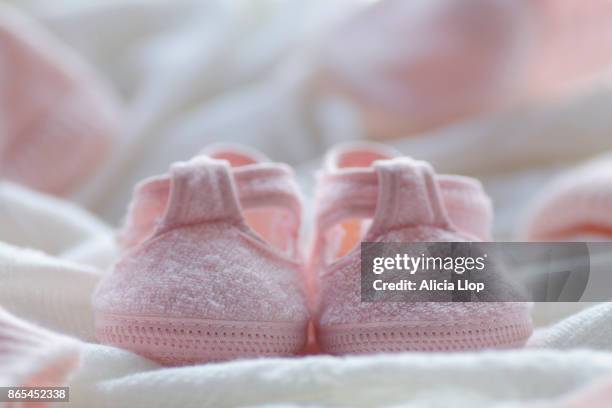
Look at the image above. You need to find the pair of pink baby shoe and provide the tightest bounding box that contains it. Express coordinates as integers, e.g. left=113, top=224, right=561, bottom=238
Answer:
left=92, top=143, right=533, bottom=365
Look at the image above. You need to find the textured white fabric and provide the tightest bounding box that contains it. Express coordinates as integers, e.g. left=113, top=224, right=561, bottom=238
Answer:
left=0, top=182, right=112, bottom=258
left=528, top=302, right=612, bottom=351
left=1, top=0, right=612, bottom=407
left=66, top=348, right=612, bottom=408
left=0, top=242, right=102, bottom=342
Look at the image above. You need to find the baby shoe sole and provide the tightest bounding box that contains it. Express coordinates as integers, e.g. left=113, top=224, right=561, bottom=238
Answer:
left=318, top=314, right=533, bottom=354
left=95, top=313, right=308, bottom=365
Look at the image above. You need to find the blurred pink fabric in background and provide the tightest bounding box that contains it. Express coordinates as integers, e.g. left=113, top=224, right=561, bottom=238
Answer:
left=524, top=154, right=612, bottom=241
left=0, top=4, right=121, bottom=196
left=314, top=0, right=612, bottom=139
left=2, top=0, right=612, bottom=200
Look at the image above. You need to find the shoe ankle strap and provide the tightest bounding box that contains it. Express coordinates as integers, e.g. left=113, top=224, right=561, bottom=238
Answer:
left=315, top=158, right=492, bottom=241
left=369, top=158, right=451, bottom=235
left=160, top=157, right=243, bottom=228
left=233, top=164, right=302, bottom=222
left=121, top=157, right=302, bottom=251
left=159, top=157, right=301, bottom=229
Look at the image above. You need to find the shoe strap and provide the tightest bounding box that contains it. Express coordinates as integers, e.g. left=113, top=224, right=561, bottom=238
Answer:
left=159, top=157, right=301, bottom=230
left=233, top=164, right=302, bottom=220
left=315, top=159, right=492, bottom=241
left=370, top=158, right=451, bottom=235
left=160, top=157, right=242, bottom=228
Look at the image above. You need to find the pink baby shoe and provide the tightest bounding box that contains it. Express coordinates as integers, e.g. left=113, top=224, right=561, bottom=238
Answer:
left=0, top=4, right=121, bottom=195
left=311, top=143, right=533, bottom=354
left=0, top=307, right=80, bottom=389
left=93, top=145, right=309, bottom=365
left=524, top=154, right=612, bottom=241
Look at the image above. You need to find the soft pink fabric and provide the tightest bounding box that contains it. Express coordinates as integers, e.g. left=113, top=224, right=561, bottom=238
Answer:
left=524, top=0, right=612, bottom=101
left=314, top=0, right=612, bottom=139
left=0, top=307, right=80, bottom=389
left=0, top=4, right=121, bottom=195
left=524, top=154, right=612, bottom=241
left=94, top=153, right=309, bottom=364
left=311, top=143, right=532, bottom=353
